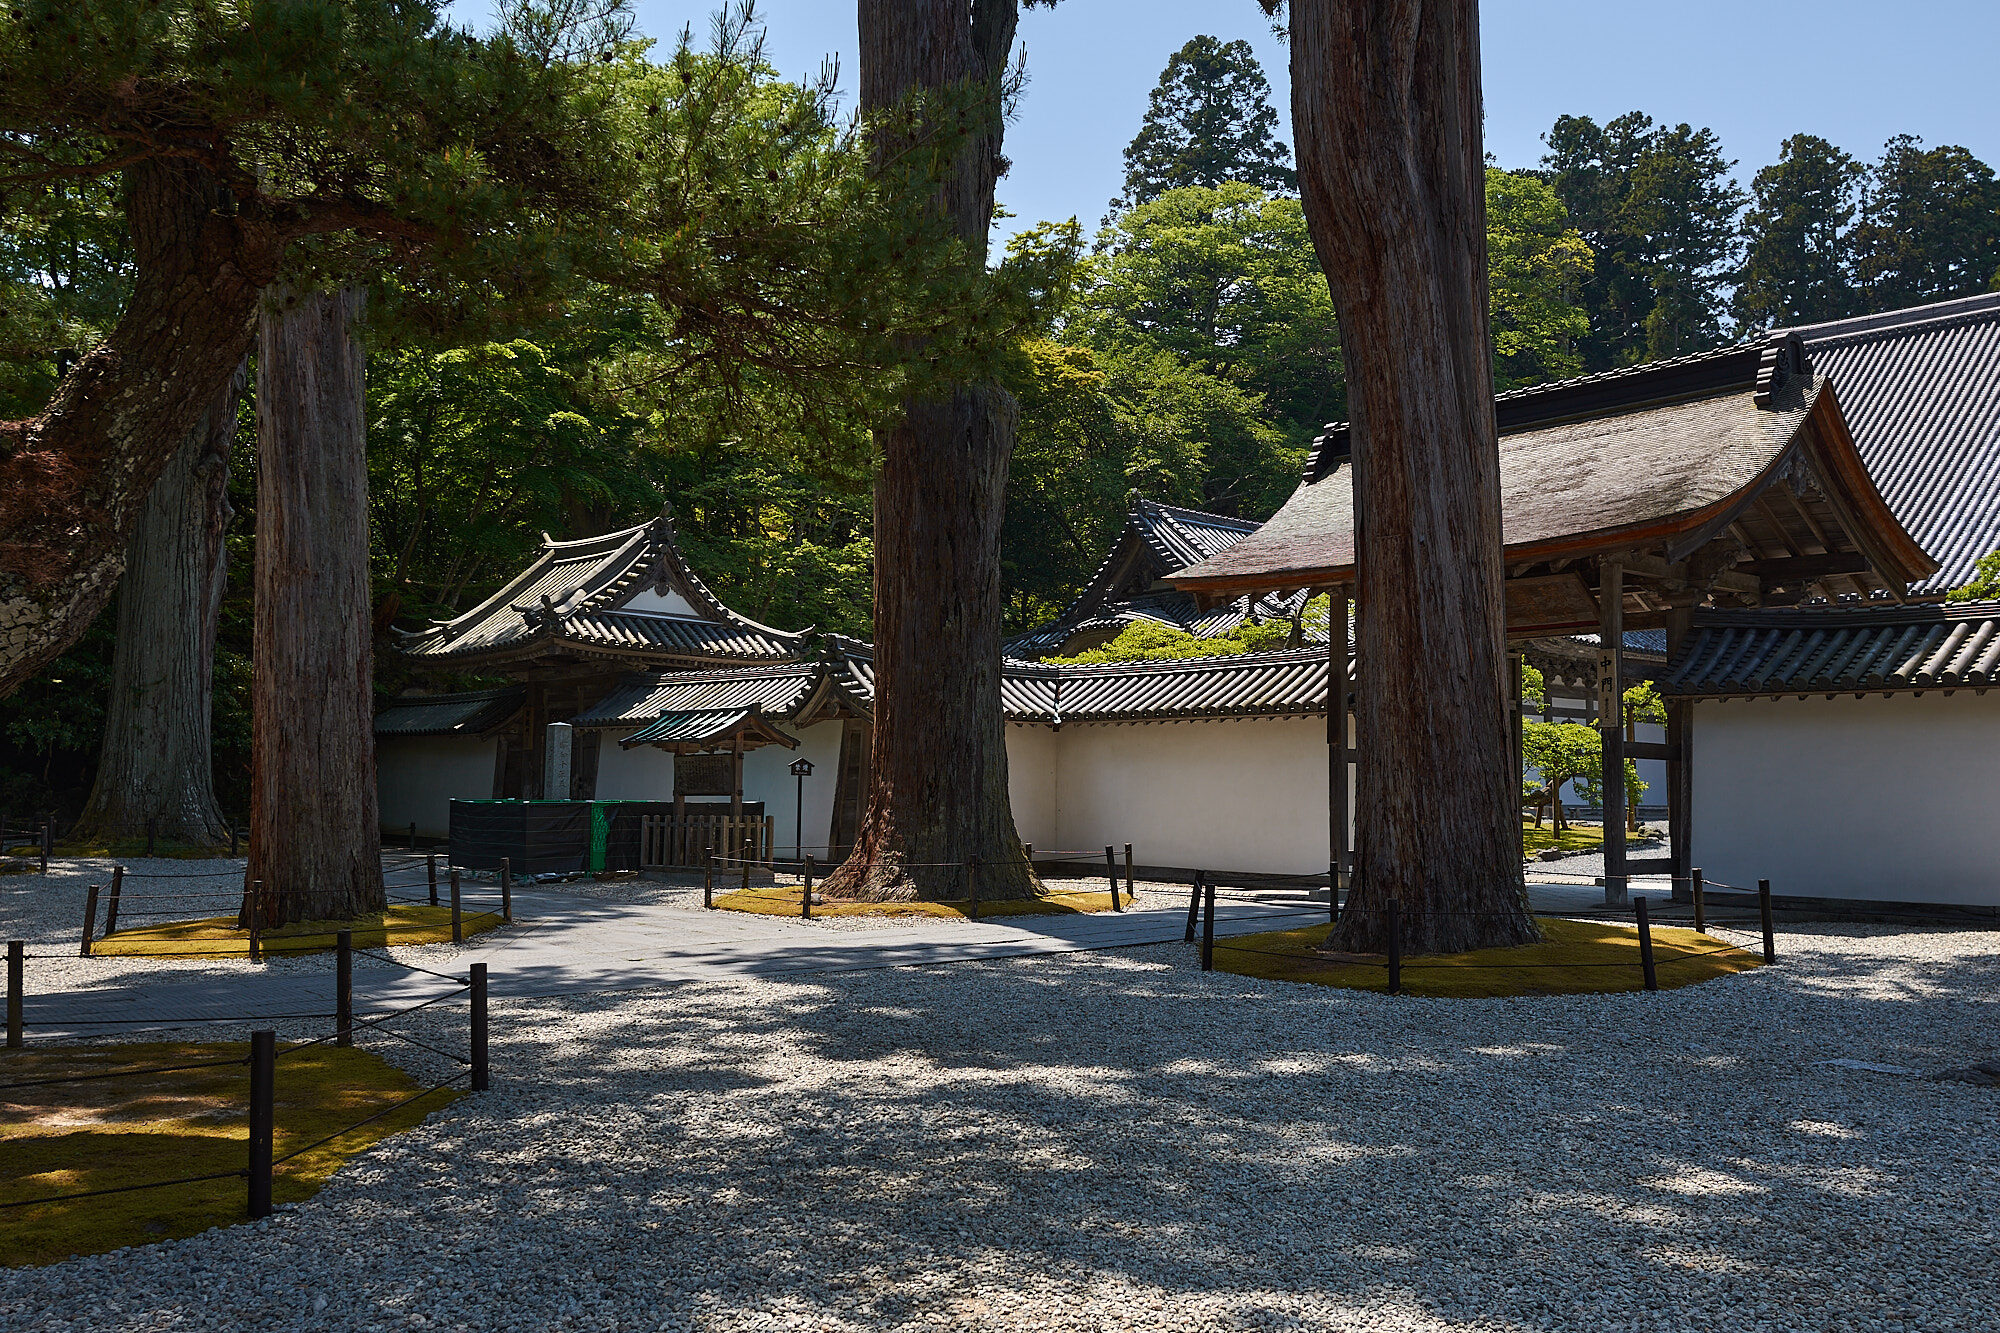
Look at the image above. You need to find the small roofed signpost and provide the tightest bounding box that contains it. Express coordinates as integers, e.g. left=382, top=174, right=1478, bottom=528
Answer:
left=790, top=757, right=815, bottom=861
left=1268, top=0, right=1538, bottom=953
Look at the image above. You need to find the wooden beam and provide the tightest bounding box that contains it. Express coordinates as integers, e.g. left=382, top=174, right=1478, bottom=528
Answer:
left=1598, top=560, right=1628, bottom=905
left=1779, top=481, right=1836, bottom=553
left=1736, top=552, right=1872, bottom=579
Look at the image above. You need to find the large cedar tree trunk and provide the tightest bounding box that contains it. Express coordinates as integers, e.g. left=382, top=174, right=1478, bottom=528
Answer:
left=820, top=0, right=1037, bottom=903
left=0, top=160, right=277, bottom=698
left=72, top=362, right=244, bottom=847
left=246, top=288, right=384, bottom=924
left=1286, top=0, right=1537, bottom=953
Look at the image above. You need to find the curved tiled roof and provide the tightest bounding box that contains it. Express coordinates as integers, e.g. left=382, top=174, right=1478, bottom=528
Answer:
left=1660, top=601, right=2000, bottom=698
left=398, top=515, right=806, bottom=665
left=373, top=687, right=524, bottom=737
left=1787, top=293, right=2000, bottom=594
left=570, top=663, right=821, bottom=728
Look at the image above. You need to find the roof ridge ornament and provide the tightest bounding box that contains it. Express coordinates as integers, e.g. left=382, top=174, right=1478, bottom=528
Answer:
left=1754, top=332, right=1811, bottom=409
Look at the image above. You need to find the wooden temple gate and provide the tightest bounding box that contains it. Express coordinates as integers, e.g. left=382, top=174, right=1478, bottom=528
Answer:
left=639, top=812, right=775, bottom=869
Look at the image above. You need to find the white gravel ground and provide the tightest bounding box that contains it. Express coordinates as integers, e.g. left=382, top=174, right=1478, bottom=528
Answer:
left=5, top=912, right=1997, bottom=1332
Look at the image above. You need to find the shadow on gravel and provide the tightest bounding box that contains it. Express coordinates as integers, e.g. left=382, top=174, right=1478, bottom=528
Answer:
left=9, top=921, right=1997, bottom=1332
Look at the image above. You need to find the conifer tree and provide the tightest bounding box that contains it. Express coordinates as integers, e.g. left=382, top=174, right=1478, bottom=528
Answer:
left=1734, top=134, right=1864, bottom=330
left=1116, top=35, right=1295, bottom=211
left=1852, top=135, right=2000, bottom=312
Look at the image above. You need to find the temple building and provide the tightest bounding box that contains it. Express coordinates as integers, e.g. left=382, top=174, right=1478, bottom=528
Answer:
left=375, top=294, right=2000, bottom=910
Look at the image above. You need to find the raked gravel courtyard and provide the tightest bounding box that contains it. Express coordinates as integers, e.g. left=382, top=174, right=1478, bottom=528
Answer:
left=4, top=867, right=1999, bottom=1331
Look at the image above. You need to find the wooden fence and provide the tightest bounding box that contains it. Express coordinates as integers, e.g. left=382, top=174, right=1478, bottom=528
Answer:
left=639, top=814, right=774, bottom=870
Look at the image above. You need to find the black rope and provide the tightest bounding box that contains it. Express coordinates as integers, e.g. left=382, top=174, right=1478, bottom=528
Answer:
left=0, top=1168, right=249, bottom=1211
left=0, top=1054, right=249, bottom=1091
left=271, top=1073, right=470, bottom=1167
left=350, top=949, right=470, bottom=983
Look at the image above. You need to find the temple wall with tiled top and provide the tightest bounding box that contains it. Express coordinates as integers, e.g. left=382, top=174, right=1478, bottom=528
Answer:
left=1691, top=691, right=2000, bottom=905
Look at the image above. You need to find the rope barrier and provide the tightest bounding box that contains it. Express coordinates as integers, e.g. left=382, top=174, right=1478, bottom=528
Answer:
left=271, top=1072, right=470, bottom=1167
left=350, top=949, right=471, bottom=984
left=0, top=1168, right=249, bottom=1211
left=0, top=1054, right=250, bottom=1091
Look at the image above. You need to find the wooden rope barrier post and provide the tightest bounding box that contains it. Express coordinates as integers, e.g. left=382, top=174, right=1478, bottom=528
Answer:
left=470, top=963, right=490, bottom=1092
left=967, top=857, right=979, bottom=921
left=247, top=1030, right=276, bottom=1219
left=336, top=930, right=353, bottom=1047
left=741, top=837, right=752, bottom=894
left=1124, top=844, right=1135, bottom=905
left=501, top=856, right=513, bottom=922
left=1387, top=901, right=1403, bottom=995
left=1691, top=867, right=1706, bottom=934
left=801, top=861, right=812, bottom=921
left=1635, top=896, right=1659, bottom=992
left=449, top=868, right=463, bottom=944
left=1200, top=872, right=1216, bottom=971
left=248, top=880, right=263, bottom=962
left=105, top=864, right=125, bottom=935
left=40, top=822, right=51, bottom=875
left=1103, top=845, right=1122, bottom=911
left=6, top=939, right=21, bottom=1048
left=79, top=883, right=100, bottom=957
left=703, top=847, right=714, bottom=910
left=1758, top=879, right=1776, bottom=964
left=1184, top=871, right=1203, bottom=943
left=427, top=853, right=438, bottom=907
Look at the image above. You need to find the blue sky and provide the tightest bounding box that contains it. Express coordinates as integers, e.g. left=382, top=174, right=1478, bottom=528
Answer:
left=466, top=1, right=2000, bottom=243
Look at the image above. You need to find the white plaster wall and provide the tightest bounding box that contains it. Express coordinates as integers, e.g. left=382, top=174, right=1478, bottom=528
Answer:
left=740, top=721, right=845, bottom=858
left=1004, top=723, right=1058, bottom=851
left=620, top=587, right=702, bottom=617
left=1047, top=716, right=1344, bottom=876
left=376, top=737, right=497, bottom=839
left=1692, top=692, right=2000, bottom=905
left=590, top=731, right=675, bottom=800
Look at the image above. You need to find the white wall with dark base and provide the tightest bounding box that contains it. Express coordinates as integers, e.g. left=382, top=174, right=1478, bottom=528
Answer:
left=1691, top=692, right=2000, bottom=906
left=376, top=736, right=498, bottom=839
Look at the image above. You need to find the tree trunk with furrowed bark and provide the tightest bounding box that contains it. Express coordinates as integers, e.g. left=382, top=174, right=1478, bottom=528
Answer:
left=1282, top=0, right=1537, bottom=953
left=246, top=287, right=384, bottom=925
left=0, top=159, right=278, bottom=699
left=819, top=0, right=1039, bottom=903
left=71, top=360, right=244, bottom=848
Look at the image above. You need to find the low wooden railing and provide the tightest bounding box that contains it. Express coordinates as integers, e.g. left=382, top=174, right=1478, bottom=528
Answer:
left=639, top=814, right=774, bottom=869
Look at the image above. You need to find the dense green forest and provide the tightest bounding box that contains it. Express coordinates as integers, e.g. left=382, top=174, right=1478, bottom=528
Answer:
left=4, top=26, right=1999, bottom=818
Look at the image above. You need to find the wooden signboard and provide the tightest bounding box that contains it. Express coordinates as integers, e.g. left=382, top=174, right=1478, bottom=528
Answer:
left=674, top=753, right=735, bottom=797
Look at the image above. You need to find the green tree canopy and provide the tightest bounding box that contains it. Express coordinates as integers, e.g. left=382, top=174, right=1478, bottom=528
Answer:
left=1116, top=36, right=1294, bottom=211
left=1852, top=135, right=2000, bottom=311
left=1485, top=168, right=1593, bottom=389
left=1947, top=549, right=2000, bottom=602
left=1734, top=134, right=1865, bottom=330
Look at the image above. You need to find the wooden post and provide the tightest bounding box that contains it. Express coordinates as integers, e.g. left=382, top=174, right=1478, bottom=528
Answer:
left=248, top=879, right=263, bottom=962
left=336, top=930, right=353, bottom=1047
left=1184, top=871, right=1204, bottom=943
left=105, top=864, right=125, bottom=935
left=703, top=847, right=714, bottom=909
left=427, top=853, right=438, bottom=907
left=500, top=856, right=512, bottom=923
left=801, top=868, right=812, bottom=920
left=40, top=822, right=51, bottom=875
left=1329, top=589, right=1349, bottom=918
left=1124, top=844, right=1135, bottom=903
left=1386, top=900, right=1402, bottom=995
left=805, top=855, right=815, bottom=898
left=1691, top=867, right=1706, bottom=934
left=1598, top=559, right=1628, bottom=905
left=1103, top=845, right=1120, bottom=911
left=1200, top=873, right=1216, bottom=971
left=247, top=1029, right=275, bottom=1219
left=730, top=737, right=744, bottom=820
left=6, top=939, right=21, bottom=1048
left=741, top=836, right=752, bottom=893
left=470, top=963, right=489, bottom=1092
left=1759, top=879, right=1776, bottom=963
left=80, top=883, right=99, bottom=957
left=1635, top=896, right=1658, bottom=992
left=449, top=868, right=463, bottom=944
left=967, top=857, right=980, bottom=920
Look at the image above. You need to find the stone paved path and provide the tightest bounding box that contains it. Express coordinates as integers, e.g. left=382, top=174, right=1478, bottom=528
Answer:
left=23, top=870, right=1662, bottom=1036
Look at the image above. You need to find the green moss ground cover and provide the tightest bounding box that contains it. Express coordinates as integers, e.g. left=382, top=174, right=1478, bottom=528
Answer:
left=1, top=1042, right=461, bottom=1267
left=1213, top=915, right=1760, bottom=997
left=715, top=884, right=1139, bottom=919
left=93, top=904, right=503, bottom=957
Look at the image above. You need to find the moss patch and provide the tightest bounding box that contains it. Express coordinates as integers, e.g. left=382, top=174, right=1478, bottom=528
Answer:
left=1212, top=915, right=1761, bottom=997
left=53, top=837, right=234, bottom=860
left=714, top=884, right=1139, bottom=919
left=1, top=1041, right=462, bottom=1267
left=1519, top=821, right=1607, bottom=855
left=93, top=904, right=503, bottom=958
